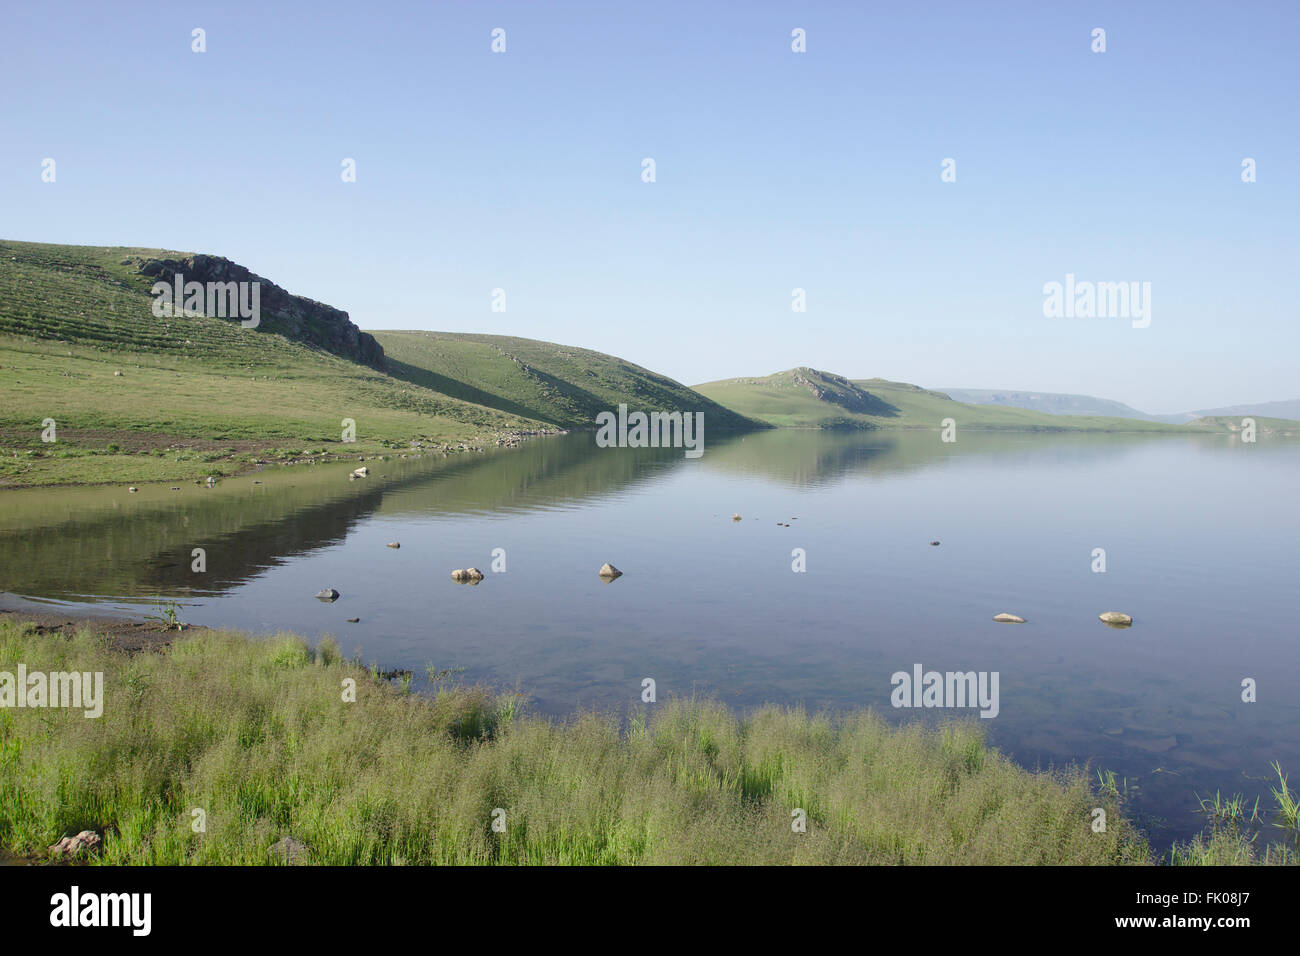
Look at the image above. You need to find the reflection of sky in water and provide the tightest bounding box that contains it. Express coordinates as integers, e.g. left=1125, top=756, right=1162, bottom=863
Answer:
left=2, top=431, right=1297, bottom=846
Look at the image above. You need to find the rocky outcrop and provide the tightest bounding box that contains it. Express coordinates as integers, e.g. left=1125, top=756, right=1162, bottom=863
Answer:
left=136, top=254, right=386, bottom=371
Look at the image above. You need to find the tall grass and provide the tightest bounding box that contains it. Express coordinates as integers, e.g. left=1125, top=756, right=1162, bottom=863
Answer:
left=1, top=618, right=1152, bottom=864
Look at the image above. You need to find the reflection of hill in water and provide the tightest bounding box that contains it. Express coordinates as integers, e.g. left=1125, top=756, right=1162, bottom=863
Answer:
left=0, top=437, right=683, bottom=600
left=0, top=430, right=1224, bottom=600
left=697, top=429, right=1200, bottom=488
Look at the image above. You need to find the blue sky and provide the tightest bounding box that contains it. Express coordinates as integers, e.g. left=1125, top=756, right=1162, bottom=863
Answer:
left=2, top=0, right=1296, bottom=412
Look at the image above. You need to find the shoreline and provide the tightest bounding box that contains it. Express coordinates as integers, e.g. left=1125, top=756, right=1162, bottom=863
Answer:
left=0, top=426, right=563, bottom=491
left=0, top=610, right=1157, bottom=865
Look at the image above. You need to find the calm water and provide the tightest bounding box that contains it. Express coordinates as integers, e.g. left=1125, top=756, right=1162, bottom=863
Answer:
left=2, top=430, right=1297, bottom=846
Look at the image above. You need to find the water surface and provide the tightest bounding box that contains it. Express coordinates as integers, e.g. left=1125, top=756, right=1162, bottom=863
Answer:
left=2, top=429, right=1296, bottom=846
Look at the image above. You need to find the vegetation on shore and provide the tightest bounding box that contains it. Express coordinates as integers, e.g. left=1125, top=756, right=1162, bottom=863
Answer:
left=0, top=616, right=1155, bottom=865
left=3, top=616, right=1294, bottom=865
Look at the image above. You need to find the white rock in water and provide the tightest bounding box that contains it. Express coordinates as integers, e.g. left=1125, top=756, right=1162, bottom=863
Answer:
left=598, top=562, right=623, bottom=579
left=1099, top=611, right=1133, bottom=626
left=992, top=613, right=1025, bottom=624
left=315, top=588, right=339, bottom=601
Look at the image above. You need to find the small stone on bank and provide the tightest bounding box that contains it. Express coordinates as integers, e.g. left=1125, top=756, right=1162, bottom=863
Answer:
left=48, top=830, right=101, bottom=859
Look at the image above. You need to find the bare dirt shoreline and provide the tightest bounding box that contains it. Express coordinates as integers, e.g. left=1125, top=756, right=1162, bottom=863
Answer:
left=0, top=602, right=196, bottom=653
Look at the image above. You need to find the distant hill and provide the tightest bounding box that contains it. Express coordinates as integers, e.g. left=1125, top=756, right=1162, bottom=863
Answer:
left=694, top=368, right=1186, bottom=432
left=938, top=388, right=1170, bottom=423
left=374, top=330, right=760, bottom=431
left=936, top=388, right=1300, bottom=425
left=687, top=368, right=897, bottom=429
left=1184, top=400, right=1300, bottom=423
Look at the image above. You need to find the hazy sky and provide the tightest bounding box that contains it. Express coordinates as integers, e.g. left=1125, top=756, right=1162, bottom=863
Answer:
left=2, top=1, right=1296, bottom=412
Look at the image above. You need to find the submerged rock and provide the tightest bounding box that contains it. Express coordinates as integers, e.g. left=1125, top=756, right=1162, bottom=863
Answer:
left=598, top=562, right=623, bottom=579
left=992, top=613, right=1026, bottom=624
left=315, top=588, right=340, bottom=602
left=451, top=568, right=484, bottom=583
left=1099, top=611, right=1133, bottom=627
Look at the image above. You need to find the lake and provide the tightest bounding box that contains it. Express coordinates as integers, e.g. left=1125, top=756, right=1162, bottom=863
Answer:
left=1, top=429, right=1296, bottom=847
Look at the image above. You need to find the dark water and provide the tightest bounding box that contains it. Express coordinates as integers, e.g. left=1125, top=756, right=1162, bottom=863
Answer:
left=2, top=429, right=1297, bottom=846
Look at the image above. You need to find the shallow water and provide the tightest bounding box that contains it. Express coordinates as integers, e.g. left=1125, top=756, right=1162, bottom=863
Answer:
left=2, top=429, right=1297, bottom=846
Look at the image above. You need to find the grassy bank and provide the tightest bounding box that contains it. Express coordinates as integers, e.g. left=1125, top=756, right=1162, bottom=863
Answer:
left=2, top=617, right=1293, bottom=865
left=0, top=616, right=1147, bottom=865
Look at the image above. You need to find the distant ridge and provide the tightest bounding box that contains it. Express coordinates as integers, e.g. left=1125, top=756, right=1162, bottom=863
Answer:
left=938, top=388, right=1300, bottom=425
left=938, top=388, right=1167, bottom=422
left=695, top=368, right=1188, bottom=432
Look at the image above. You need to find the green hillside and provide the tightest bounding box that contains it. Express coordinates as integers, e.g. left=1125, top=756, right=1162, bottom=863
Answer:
left=693, top=368, right=1188, bottom=432
left=1187, top=415, right=1299, bottom=438
left=375, top=330, right=760, bottom=431
left=0, top=240, right=550, bottom=486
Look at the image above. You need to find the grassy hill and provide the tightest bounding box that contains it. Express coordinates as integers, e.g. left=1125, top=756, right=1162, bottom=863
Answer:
left=374, top=331, right=760, bottom=431
left=693, top=368, right=1189, bottom=432
left=0, top=240, right=551, bottom=486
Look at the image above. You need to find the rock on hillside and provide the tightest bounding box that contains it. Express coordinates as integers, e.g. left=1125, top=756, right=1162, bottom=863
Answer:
left=135, top=254, right=385, bottom=371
